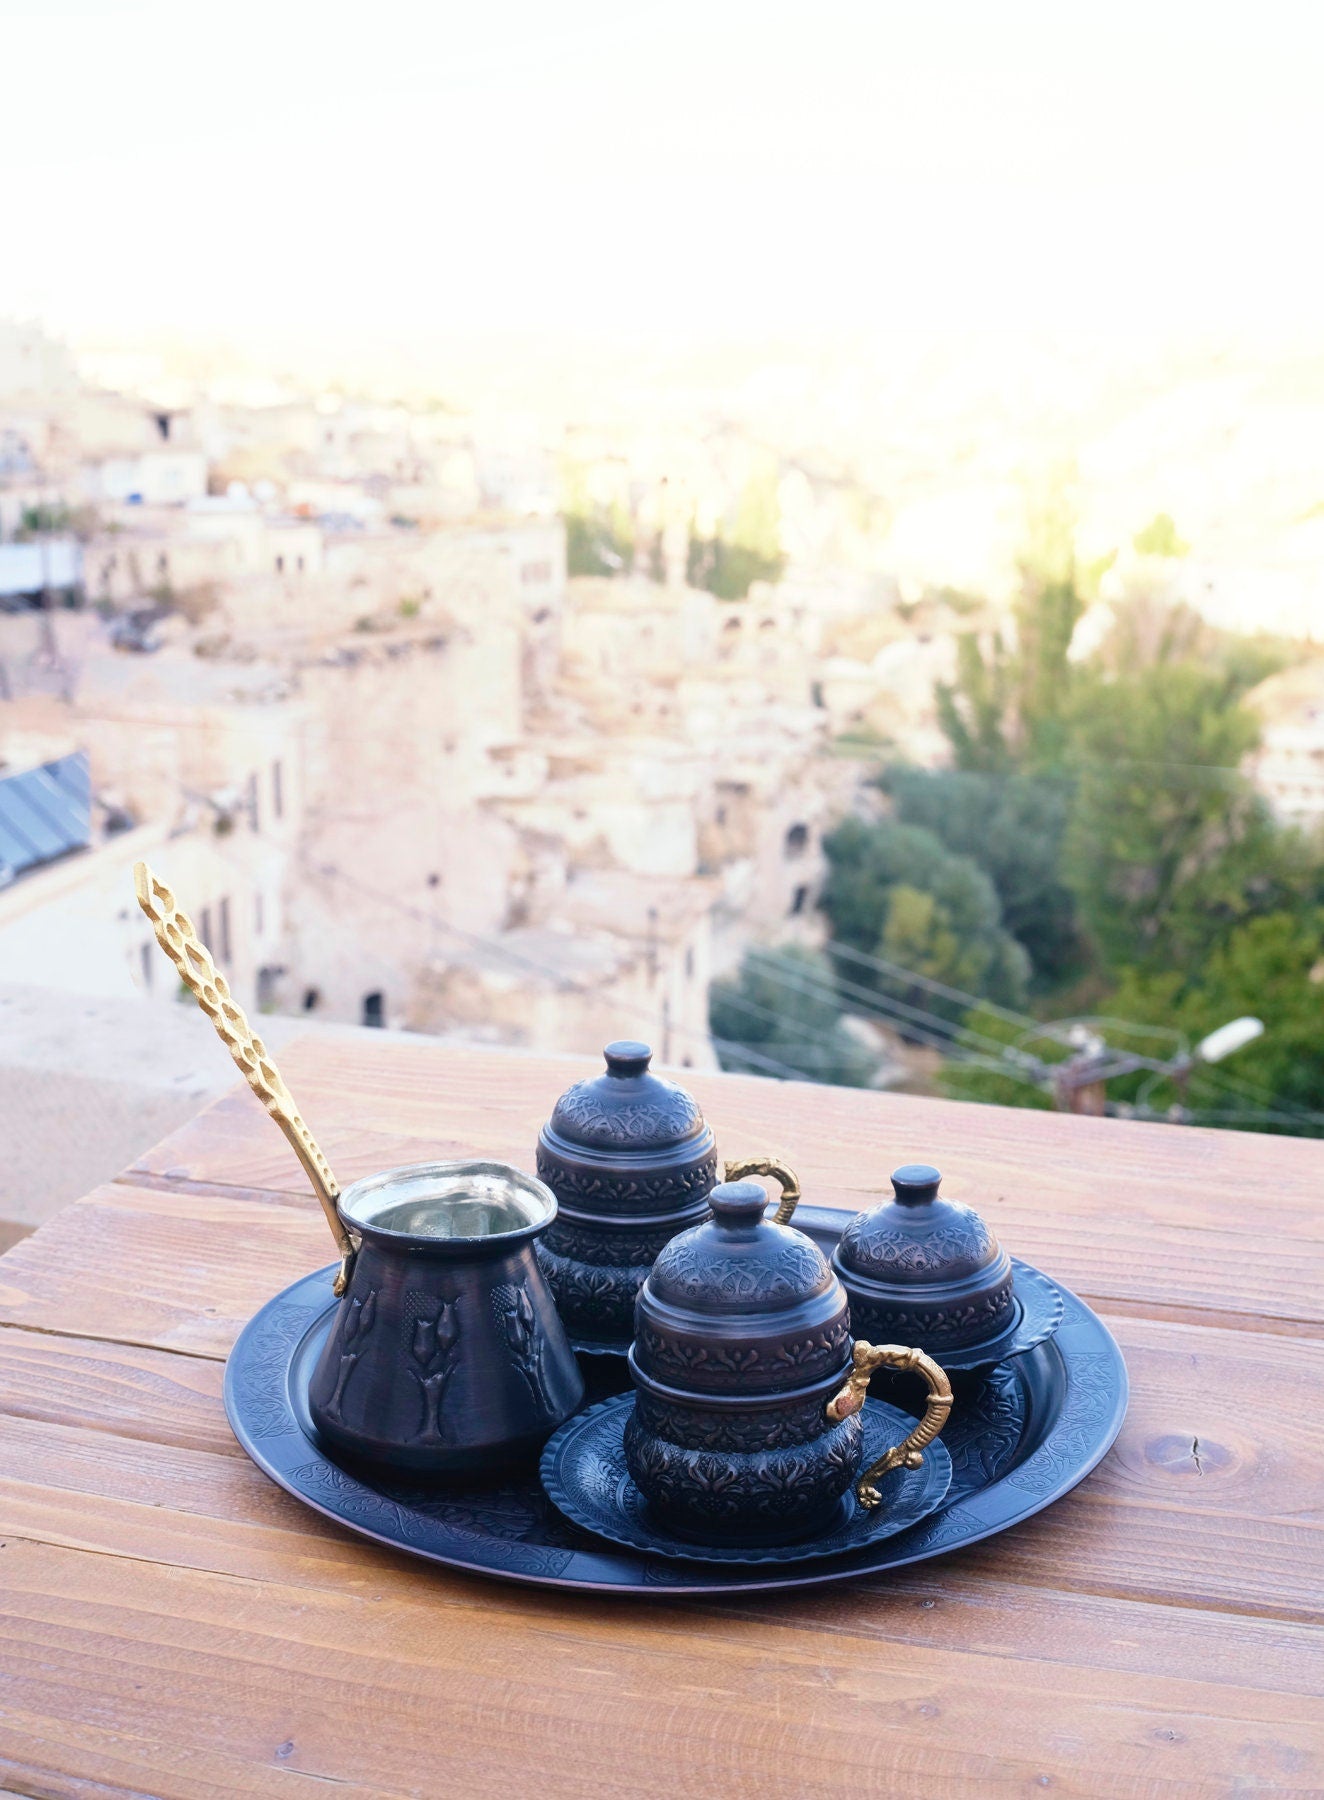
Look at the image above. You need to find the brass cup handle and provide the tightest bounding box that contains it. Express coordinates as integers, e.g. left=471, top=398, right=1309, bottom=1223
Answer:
left=825, top=1342, right=954, bottom=1510
left=720, top=1156, right=801, bottom=1226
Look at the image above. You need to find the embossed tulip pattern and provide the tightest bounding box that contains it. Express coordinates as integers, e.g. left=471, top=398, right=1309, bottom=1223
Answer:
left=325, top=1287, right=376, bottom=1421
left=408, top=1297, right=462, bottom=1443
left=492, top=1283, right=551, bottom=1417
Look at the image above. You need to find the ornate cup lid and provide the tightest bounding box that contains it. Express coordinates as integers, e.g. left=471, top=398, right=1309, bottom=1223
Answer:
left=542, top=1041, right=714, bottom=1163
left=835, top=1163, right=1006, bottom=1287
left=632, top=1180, right=852, bottom=1396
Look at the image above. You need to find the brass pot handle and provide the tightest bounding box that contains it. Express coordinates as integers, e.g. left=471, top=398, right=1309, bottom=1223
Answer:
left=825, top=1342, right=953, bottom=1509
left=721, top=1156, right=801, bottom=1225
left=134, top=859, right=356, bottom=1295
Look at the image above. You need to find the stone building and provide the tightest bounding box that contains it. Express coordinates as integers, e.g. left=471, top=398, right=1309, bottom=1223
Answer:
left=1, top=347, right=848, bottom=1069
left=1245, top=660, right=1324, bottom=830
left=0, top=685, right=289, bottom=1010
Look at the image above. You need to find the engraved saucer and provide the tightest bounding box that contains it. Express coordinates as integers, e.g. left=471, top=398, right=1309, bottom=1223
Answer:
left=540, top=1393, right=953, bottom=1565
left=924, top=1260, right=1066, bottom=1372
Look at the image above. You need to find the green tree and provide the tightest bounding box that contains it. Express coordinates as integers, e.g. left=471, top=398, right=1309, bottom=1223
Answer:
left=1062, top=664, right=1268, bottom=969
left=1015, top=571, right=1086, bottom=769
left=885, top=767, right=1083, bottom=985
left=935, top=487, right=1086, bottom=771
left=935, top=630, right=1017, bottom=772
left=821, top=818, right=1030, bottom=1011
left=1109, top=911, right=1324, bottom=1128
left=938, top=1006, right=1056, bottom=1111
left=880, top=886, right=977, bottom=989
left=17, top=503, right=74, bottom=537
left=1133, top=512, right=1189, bottom=557
left=564, top=502, right=634, bottom=577
left=686, top=534, right=784, bottom=600
left=710, top=946, right=875, bottom=1086
left=731, top=457, right=782, bottom=564
left=687, top=457, right=786, bottom=600
left=1093, top=593, right=1293, bottom=698
left=935, top=569, right=1085, bottom=772
left=15, top=501, right=99, bottom=542
left=913, top=551, right=1324, bottom=1134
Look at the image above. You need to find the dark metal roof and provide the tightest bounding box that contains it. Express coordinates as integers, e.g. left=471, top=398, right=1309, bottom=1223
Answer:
left=0, top=751, right=91, bottom=881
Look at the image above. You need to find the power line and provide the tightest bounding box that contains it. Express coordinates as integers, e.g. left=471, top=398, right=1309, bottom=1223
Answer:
left=1181, top=1065, right=1324, bottom=1130
left=822, top=940, right=1324, bottom=1120
left=710, top=987, right=869, bottom=1058
left=748, top=936, right=1324, bottom=1122
left=1025, top=1014, right=1187, bottom=1052
left=824, top=939, right=1037, bottom=1030
left=310, top=855, right=834, bottom=1081
left=311, top=855, right=1052, bottom=1092
left=51, top=688, right=1324, bottom=799
left=752, top=951, right=1049, bottom=1069
left=827, top=947, right=1198, bottom=1070
left=259, top=843, right=1324, bottom=1126
left=710, top=1036, right=841, bottom=1082
left=726, top=950, right=1054, bottom=1090
left=721, top=973, right=1048, bottom=1091
left=78, top=694, right=1310, bottom=1113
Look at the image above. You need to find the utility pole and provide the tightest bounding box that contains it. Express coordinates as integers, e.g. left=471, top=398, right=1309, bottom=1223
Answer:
left=1047, top=1017, right=1265, bottom=1117
left=1052, top=1054, right=1110, bottom=1115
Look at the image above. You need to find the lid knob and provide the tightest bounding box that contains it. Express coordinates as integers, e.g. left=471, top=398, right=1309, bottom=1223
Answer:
left=708, top=1180, right=770, bottom=1226
left=603, top=1040, right=652, bottom=1077
left=891, top=1163, right=942, bottom=1205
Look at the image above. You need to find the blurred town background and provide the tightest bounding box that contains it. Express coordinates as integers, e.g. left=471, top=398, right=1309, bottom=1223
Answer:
left=3, top=1, right=1324, bottom=1239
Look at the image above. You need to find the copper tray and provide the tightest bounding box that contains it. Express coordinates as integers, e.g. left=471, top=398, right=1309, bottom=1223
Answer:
left=224, top=1214, right=1127, bottom=1595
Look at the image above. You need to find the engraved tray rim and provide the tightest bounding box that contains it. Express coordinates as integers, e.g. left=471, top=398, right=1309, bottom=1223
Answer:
left=223, top=1247, right=1128, bottom=1596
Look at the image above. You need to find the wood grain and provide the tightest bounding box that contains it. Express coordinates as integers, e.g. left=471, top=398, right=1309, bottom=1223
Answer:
left=0, top=1313, right=1318, bottom=1622
left=0, top=1324, right=233, bottom=1459
left=128, top=1036, right=1324, bottom=1333
left=0, top=1182, right=328, bottom=1358
left=1, top=1032, right=1321, bottom=1799
left=0, top=1539, right=1320, bottom=1800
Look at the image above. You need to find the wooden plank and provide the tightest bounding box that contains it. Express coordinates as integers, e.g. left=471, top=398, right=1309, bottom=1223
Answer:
left=130, top=1101, right=507, bottom=1205
left=0, top=1311, right=1318, bottom=1622
left=0, top=1183, right=329, bottom=1359
left=5, top=1037, right=1321, bottom=1797
left=741, top=1570, right=1324, bottom=1698
left=0, top=1325, right=234, bottom=1460
left=0, top=1538, right=1320, bottom=1800
left=126, top=1035, right=1324, bottom=1334
left=0, top=1177, right=1319, bottom=1619
left=268, top=1034, right=1324, bottom=1235
left=2, top=1341, right=1320, bottom=1704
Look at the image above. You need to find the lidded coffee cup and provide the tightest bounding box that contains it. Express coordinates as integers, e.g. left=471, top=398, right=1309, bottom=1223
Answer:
left=624, top=1179, right=952, bottom=1544
left=536, top=1041, right=796, bottom=1344
left=832, top=1163, right=1015, bottom=1353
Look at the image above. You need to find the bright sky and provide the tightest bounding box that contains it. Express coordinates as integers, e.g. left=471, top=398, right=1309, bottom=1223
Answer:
left=3, top=1, right=1323, bottom=349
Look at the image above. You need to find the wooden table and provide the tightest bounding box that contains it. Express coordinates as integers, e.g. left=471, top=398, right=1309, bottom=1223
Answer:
left=0, top=1036, right=1320, bottom=1799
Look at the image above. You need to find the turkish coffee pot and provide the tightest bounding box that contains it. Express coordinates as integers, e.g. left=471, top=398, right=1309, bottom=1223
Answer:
left=624, top=1179, right=952, bottom=1543
left=133, top=863, right=585, bottom=1479
left=832, top=1163, right=1016, bottom=1354
left=306, top=1159, right=585, bottom=1474
left=536, top=1041, right=797, bottom=1344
